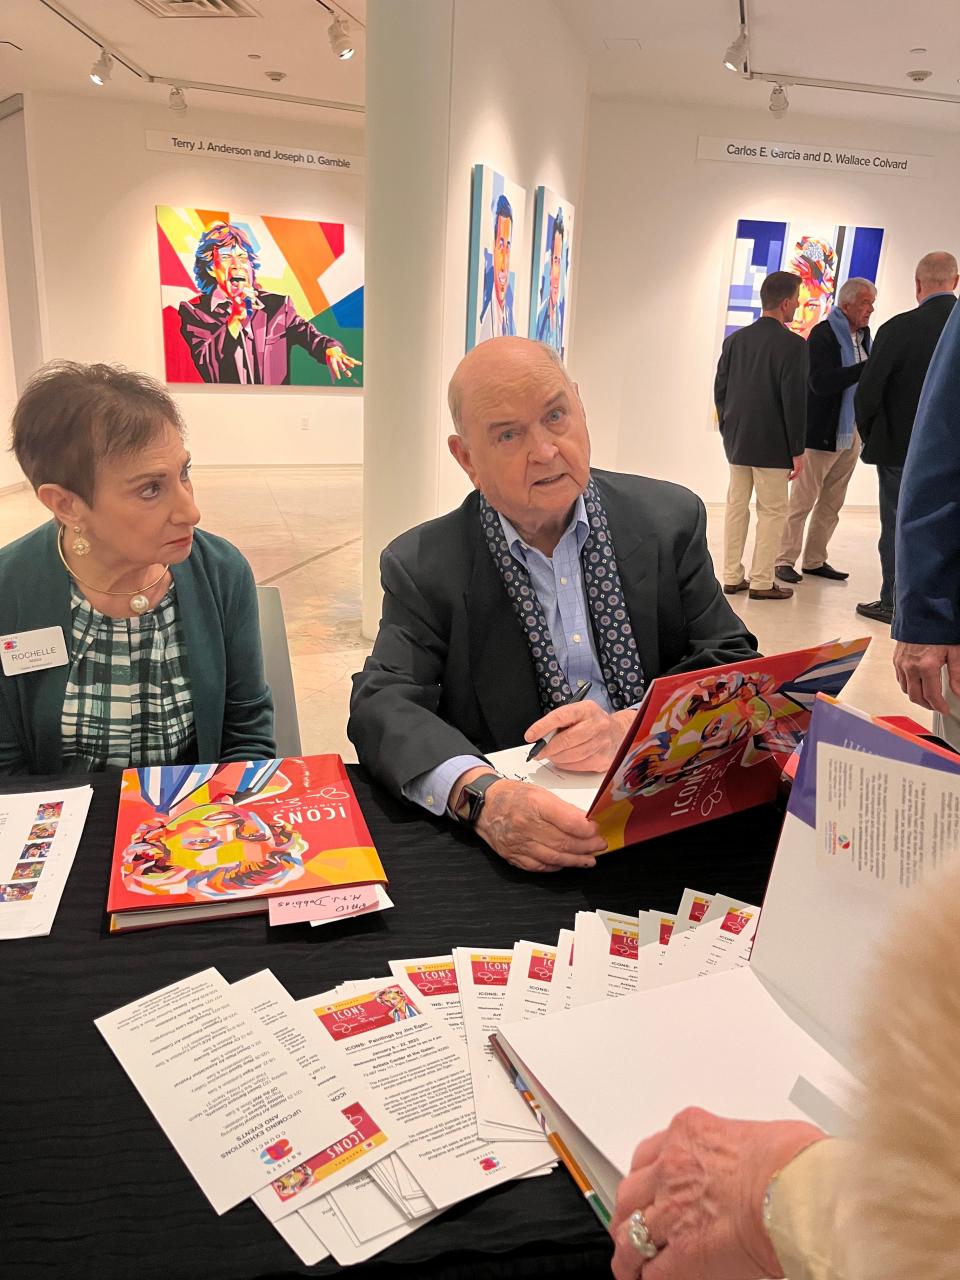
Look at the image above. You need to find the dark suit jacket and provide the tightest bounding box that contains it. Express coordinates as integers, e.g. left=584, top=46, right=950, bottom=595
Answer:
left=714, top=317, right=808, bottom=468
left=348, top=471, right=759, bottom=799
left=893, top=300, right=960, bottom=644
left=806, top=316, right=871, bottom=451
left=178, top=290, right=335, bottom=385
left=855, top=294, right=956, bottom=466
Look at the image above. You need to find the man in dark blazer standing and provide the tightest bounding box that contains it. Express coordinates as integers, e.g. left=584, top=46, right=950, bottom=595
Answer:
left=854, top=252, right=958, bottom=624
left=776, top=278, right=876, bottom=585
left=349, top=338, right=758, bottom=873
left=714, top=271, right=808, bottom=602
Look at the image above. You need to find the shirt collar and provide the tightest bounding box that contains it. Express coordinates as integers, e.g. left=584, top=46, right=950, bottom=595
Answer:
left=921, top=291, right=956, bottom=305
left=498, top=493, right=589, bottom=561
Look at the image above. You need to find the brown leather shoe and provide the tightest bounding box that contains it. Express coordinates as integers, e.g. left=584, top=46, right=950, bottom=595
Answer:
left=723, top=579, right=749, bottom=594
left=749, top=584, right=793, bottom=600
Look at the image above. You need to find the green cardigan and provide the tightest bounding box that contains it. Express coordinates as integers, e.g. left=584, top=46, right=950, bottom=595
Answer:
left=0, top=523, right=276, bottom=775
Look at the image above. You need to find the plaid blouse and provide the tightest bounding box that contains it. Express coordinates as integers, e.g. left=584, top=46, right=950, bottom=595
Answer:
left=61, top=585, right=196, bottom=770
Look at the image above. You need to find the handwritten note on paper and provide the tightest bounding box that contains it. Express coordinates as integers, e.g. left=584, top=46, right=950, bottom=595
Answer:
left=269, top=884, right=382, bottom=926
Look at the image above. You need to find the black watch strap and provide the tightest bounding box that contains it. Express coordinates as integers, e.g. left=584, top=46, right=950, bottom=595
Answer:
left=454, top=772, right=502, bottom=826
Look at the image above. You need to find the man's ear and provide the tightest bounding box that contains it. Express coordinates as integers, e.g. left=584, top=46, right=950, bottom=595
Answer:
left=448, top=434, right=479, bottom=489
left=36, top=483, right=88, bottom=527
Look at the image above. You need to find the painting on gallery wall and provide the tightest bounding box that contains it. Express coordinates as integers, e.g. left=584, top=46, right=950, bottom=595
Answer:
left=465, top=165, right=527, bottom=350
left=529, top=187, right=575, bottom=361
left=157, top=206, right=363, bottom=387
left=724, top=219, right=884, bottom=340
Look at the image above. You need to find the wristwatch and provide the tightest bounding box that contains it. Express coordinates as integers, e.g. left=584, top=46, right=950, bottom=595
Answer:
left=453, top=772, right=503, bottom=826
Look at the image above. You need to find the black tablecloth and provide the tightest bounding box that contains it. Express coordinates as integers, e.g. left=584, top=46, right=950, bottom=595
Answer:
left=0, top=768, right=784, bottom=1280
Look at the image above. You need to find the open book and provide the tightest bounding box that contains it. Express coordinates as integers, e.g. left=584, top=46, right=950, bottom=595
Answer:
left=489, top=638, right=870, bottom=851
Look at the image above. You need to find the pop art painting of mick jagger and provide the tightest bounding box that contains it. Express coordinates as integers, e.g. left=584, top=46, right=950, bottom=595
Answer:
left=158, top=207, right=364, bottom=387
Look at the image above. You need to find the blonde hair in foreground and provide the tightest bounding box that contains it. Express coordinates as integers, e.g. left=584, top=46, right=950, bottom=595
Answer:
left=847, top=855, right=960, bottom=1278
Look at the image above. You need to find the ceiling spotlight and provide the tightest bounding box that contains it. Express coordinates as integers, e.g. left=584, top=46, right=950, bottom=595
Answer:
left=723, top=27, right=748, bottom=72
left=89, top=49, right=113, bottom=86
left=328, top=15, right=355, bottom=60
left=769, top=83, right=789, bottom=117
left=169, top=86, right=187, bottom=113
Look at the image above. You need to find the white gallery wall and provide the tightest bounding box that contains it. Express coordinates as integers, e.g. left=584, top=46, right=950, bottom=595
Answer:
left=571, top=97, right=960, bottom=506
left=0, top=209, right=22, bottom=490
left=21, top=91, right=365, bottom=466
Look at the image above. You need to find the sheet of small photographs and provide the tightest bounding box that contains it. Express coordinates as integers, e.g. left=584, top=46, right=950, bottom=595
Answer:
left=0, top=788, right=93, bottom=937
left=0, top=801, right=64, bottom=903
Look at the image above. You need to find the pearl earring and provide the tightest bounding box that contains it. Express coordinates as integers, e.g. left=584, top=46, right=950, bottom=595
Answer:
left=72, top=526, right=91, bottom=557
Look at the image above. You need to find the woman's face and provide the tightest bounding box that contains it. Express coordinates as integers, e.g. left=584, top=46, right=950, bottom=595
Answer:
left=82, top=420, right=200, bottom=567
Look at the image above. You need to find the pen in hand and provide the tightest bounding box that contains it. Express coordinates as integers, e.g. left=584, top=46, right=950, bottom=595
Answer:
left=526, top=681, right=594, bottom=762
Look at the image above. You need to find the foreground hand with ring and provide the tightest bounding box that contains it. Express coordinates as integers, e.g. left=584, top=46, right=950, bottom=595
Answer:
left=627, top=1209, right=659, bottom=1260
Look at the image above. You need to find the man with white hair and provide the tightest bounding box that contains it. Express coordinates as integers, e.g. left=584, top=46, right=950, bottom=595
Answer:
left=854, top=252, right=958, bottom=625
left=349, top=338, right=758, bottom=872
left=775, top=277, right=876, bottom=585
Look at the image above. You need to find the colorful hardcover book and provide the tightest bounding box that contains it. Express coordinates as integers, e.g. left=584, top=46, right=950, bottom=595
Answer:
left=588, top=638, right=870, bottom=851
left=107, top=756, right=386, bottom=932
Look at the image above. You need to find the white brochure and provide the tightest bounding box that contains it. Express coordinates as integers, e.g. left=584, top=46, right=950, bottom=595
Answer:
left=655, top=897, right=759, bottom=986
left=501, top=940, right=557, bottom=1023
left=328, top=1168, right=424, bottom=1241
left=232, top=971, right=398, bottom=1222
left=0, top=786, right=92, bottom=939
left=453, top=948, right=542, bottom=1138
left=484, top=743, right=604, bottom=812
left=817, top=742, right=960, bottom=894
left=673, top=886, right=714, bottom=933
left=570, top=910, right=640, bottom=1006
left=635, top=911, right=676, bottom=990
left=388, top=954, right=465, bottom=1041
left=304, top=977, right=549, bottom=1208
left=545, top=928, right=576, bottom=1015
left=299, top=1187, right=439, bottom=1266
left=270, top=1209, right=331, bottom=1266
left=94, top=968, right=341, bottom=1214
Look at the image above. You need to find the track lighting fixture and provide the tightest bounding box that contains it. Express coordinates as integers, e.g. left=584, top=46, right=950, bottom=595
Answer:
left=328, top=15, right=355, bottom=60
left=169, top=86, right=187, bottom=113
left=769, top=83, right=789, bottom=117
left=723, top=27, right=748, bottom=73
left=89, top=48, right=113, bottom=86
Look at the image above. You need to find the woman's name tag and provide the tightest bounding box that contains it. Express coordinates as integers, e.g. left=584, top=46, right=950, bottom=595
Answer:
left=1, top=627, right=68, bottom=677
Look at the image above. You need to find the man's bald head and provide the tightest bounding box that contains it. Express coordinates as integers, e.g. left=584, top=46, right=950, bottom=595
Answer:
left=916, top=251, right=959, bottom=302
left=448, top=338, right=575, bottom=438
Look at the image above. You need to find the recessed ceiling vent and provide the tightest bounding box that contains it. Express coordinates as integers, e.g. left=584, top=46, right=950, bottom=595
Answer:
left=133, top=0, right=261, bottom=17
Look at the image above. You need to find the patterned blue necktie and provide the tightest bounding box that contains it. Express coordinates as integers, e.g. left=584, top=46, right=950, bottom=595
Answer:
left=479, top=478, right=646, bottom=712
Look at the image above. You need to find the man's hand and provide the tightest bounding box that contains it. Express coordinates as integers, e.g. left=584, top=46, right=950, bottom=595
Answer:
left=472, top=779, right=606, bottom=873
left=326, top=346, right=362, bottom=381
left=893, top=641, right=960, bottom=714
left=524, top=702, right=634, bottom=773
left=609, top=1108, right=827, bottom=1280
left=789, top=455, right=804, bottom=481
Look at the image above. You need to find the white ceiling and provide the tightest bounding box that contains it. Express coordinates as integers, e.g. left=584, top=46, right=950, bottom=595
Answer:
left=556, top=0, right=960, bottom=131
left=3, top=0, right=960, bottom=132
left=0, top=0, right=365, bottom=124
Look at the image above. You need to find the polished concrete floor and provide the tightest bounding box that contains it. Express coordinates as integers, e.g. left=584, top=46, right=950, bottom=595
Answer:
left=0, top=466, right=924, bottom=761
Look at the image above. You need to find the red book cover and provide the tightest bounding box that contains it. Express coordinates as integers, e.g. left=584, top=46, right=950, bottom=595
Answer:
left=588, top=638, right=871, bottom=851
left=107, top=755, right=386, bottom=929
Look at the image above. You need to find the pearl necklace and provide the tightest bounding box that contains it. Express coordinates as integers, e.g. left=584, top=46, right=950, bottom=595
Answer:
left=57, top=526, right=169, bottom=615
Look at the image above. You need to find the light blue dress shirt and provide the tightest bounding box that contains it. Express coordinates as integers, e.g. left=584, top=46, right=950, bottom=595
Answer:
left=402, top=496, right=611, bottom=817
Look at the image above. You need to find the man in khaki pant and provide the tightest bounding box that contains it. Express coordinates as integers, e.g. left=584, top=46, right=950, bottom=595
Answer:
left=714, top=272, right=808, bottom=601
left=776, top=278, right=876, bottom=585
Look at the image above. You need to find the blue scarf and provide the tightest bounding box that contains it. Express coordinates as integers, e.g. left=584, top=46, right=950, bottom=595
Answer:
left=826, top=306, right=861, bottom=448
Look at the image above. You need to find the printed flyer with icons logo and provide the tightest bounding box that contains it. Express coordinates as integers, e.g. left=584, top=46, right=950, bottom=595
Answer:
left=266, top=1102, right=388, bottom=1202
left=388, top=954, right=466, bottom=1043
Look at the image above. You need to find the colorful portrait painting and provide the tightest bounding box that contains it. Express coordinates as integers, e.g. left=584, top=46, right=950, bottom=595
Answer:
left=529, top=187, right=574, bottom=360
left=157, top=206, right=363, bottom=387
left=465, top=165, right=528, bottom=350
left=724, top=219, right=884, bottom=340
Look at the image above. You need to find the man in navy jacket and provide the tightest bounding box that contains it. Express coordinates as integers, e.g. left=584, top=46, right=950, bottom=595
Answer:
left=775, top=278, right=876, bottom=585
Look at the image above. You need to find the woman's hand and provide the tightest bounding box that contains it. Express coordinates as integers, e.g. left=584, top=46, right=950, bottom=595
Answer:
left=610, top=1107, right=826, bottom=1279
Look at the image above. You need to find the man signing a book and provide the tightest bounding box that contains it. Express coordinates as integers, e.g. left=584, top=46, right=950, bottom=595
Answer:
left=349, top=338, right=758, bottom=872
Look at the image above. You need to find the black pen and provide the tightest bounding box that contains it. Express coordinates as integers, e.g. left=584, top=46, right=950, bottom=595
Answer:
left=526, top=680, right=594, bottom=762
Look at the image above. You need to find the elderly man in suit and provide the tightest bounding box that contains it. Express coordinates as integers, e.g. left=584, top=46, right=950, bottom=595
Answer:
left=775, top=277, right=876, bottom=585
left=349, top=338, right=758, bottom=872
left=854, top=252, right=958, bottom=625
